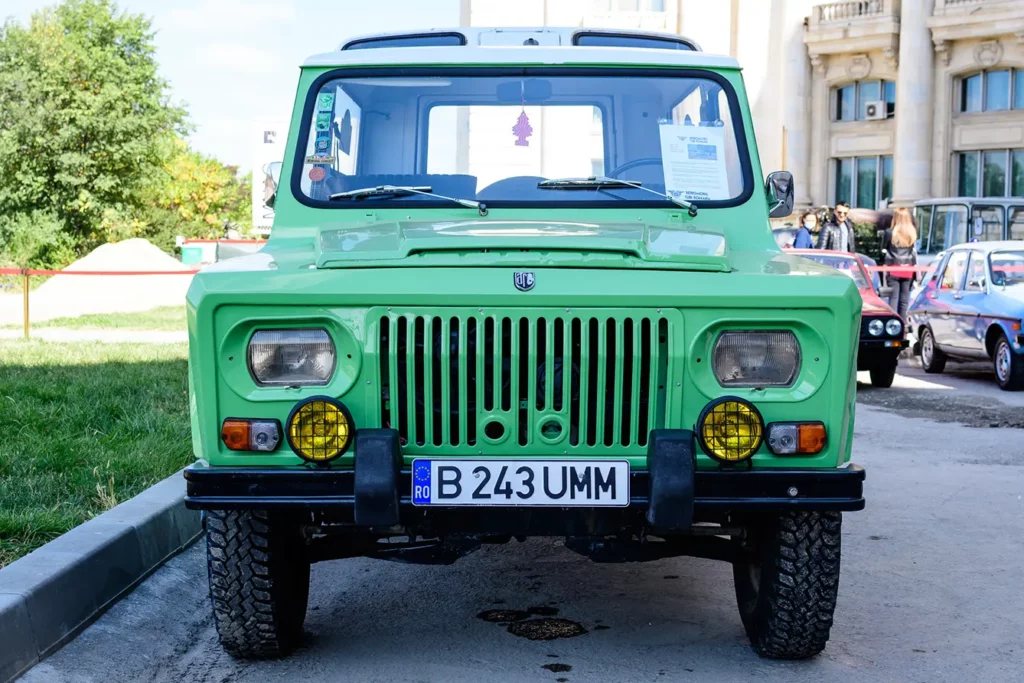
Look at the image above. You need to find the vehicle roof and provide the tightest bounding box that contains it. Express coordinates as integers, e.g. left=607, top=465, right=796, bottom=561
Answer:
left=913, top=196, right=1024, bottom=207
left=945, top=240, right=1024, bottom=252
left=303, top=46, right=740, bottom=69
left=304, top=27, right=739, bottom=69
left=339, top=26, right=701, bottom=51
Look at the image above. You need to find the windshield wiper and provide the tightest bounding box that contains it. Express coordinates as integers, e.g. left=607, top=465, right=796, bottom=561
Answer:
left=328, top=185, right=487, bottom=215
left=537, top=176, right=698, bottom=217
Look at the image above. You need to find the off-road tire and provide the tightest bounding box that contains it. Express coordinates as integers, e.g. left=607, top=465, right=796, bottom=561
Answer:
left=869, top=362, right=897, bottom=388
left=733, top=511, right=842, bottom=660
left=919, top=326, right=946, bottom=374
left=206, top=509, right=310, bottom=659
left=993, top=333, right=1024, bottom=391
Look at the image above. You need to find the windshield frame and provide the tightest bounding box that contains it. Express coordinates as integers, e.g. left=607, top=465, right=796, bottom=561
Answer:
left=290, top=66, right=756, bottom=212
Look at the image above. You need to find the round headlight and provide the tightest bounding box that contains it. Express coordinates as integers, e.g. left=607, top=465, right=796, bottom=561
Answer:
left=286, top=396, right=354, bottom=463
left=885, top=318, right=903, bottom=336
left=868, top=319, right=884, bottom=336
left=696, top=397, right=764, bottom=463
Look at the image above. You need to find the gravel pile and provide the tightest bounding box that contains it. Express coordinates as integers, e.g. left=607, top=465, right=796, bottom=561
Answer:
left=0, top=239, right=195, bottom=325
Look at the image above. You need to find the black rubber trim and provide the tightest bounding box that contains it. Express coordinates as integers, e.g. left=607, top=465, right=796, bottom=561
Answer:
left=289, top=66, right=756, bottom=213
left=342, top=32, right=467, bottom=51
left=184, top=463, right=865, bottom=513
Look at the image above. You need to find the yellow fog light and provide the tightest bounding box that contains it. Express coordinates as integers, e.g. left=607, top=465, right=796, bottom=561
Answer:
left=286, top=396, right=354, bottom=463
left=697, top=397, right=764, bottom=463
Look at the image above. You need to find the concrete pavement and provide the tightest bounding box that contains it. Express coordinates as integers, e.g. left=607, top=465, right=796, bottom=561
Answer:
left=19, top=371, right=1024, bottom=683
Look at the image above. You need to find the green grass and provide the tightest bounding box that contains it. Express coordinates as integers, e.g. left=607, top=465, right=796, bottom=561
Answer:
left=2, top=306, right=186, bottom=331
left=0, top=341, right=192, bottom=567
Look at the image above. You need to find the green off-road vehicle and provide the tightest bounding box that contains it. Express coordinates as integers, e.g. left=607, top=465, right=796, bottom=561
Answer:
left=185, top=27, right=865, bottom=661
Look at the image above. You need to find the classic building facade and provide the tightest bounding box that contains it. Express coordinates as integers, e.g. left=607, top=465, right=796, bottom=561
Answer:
left=462, top=0, right=1024, bottom=209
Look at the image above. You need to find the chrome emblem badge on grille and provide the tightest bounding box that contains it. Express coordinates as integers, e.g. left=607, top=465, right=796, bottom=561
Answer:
left=513, top=272, right=535, bottom=292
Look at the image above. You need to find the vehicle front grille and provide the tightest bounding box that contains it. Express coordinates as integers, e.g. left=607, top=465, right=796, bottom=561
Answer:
left=375, top=308, right=674, bottom=454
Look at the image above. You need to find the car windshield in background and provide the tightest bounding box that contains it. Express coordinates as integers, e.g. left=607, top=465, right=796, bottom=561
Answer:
left=990, top=250, right=1024, bottom=286
left=800, top=253, right=870, bottom=290
left=297, top=71, right=748, bottom=208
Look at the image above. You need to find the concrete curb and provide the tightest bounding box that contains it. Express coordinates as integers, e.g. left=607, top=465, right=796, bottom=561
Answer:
left=0, top=470, right=201, bottom=683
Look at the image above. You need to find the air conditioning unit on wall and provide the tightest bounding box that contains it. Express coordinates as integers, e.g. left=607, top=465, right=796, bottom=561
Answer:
left=864, top=100, right=887, bottom=121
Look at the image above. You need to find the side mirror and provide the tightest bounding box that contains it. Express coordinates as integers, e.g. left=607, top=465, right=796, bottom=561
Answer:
left=766, top=171, right=794, bottom=218
left=263, top=161, right=282, bottom=209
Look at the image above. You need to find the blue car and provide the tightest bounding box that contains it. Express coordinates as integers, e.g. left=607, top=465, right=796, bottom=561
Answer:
left=907, top=241, right=1024, bottom=390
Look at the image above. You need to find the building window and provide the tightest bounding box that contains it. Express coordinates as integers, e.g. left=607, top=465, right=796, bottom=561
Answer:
left=833, top=155, right=893, bottom=208
left=955, top=149, right=1024, bottom=197
left=958, top=69, right=1024, bottom=113
left=832, top=80, right=895, bottom=121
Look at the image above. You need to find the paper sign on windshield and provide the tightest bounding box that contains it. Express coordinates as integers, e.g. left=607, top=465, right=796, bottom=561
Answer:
left=659, top=124, right=730, bottom=202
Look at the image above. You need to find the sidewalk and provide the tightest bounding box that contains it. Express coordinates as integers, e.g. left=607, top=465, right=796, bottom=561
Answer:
left=0, top=329, right=187, bottom=344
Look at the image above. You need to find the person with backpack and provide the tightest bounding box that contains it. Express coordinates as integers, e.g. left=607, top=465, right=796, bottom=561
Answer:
left=883, top=207, right=918, bottom=320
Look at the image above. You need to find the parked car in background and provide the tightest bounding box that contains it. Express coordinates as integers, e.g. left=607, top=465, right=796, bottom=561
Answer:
left=913, top=197, right=1024, bottom=268
left=907, top=241, right=1024, bottom=390
left=791, top=249, right=905, bottom=387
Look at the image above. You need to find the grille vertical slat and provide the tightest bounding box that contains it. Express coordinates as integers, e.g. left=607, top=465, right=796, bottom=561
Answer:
left=629, top=320, right=642, bottom=446
left=612, top=319, right=625, bottom=447
left=457, top=317, right=468, bottom=447
left=377, top=309, right=674, bottom=454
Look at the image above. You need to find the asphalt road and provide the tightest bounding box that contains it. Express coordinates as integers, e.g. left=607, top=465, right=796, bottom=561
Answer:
left=22, top=364, right=1024, bottom=683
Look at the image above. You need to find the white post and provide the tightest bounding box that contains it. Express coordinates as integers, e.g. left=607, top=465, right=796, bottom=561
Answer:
left=891, top=0, right=936, bottom=206
left=780, top=0, right=815, bottom=209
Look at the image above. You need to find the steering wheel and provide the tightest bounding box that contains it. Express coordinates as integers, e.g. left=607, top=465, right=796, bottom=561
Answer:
left=605, top=157, right=662, bottom=178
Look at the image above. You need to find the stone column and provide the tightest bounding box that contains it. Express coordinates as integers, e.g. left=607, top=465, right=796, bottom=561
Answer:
left=891, top=0, right=936, bottom=206
left=781, top=0, right=815, bottom=208
left=808, top=55, right=829, bottom=207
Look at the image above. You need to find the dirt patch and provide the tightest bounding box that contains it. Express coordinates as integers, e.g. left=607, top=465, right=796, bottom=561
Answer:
left=857, top=388, right=1024, bottom=429
left=508, top=618, right=588, bottom=641
left=542, top=663, right=572, bottom=673
left=477, top=609, right=530, bottom=623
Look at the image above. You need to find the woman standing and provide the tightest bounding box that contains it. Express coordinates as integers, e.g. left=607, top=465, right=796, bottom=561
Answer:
left=793, top=211, right=817, bottom=248
left=884, top=207, right=918, bottom=320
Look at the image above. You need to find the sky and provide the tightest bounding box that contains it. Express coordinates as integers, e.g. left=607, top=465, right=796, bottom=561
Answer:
left=1, top=0, right=462, bottom=169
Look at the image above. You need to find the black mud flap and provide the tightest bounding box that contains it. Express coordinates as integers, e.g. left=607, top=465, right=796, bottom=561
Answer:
left=645, top=429, right=695, bottom=532
left=354, top=429, right=402, bottom=526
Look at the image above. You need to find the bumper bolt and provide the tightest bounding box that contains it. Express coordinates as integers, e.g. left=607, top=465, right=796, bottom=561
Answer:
left=787, top=486, right=799, bottom=498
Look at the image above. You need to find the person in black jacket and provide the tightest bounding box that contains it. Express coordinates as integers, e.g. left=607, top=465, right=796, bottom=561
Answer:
left=884, top=207, right=918, bottom=320
left=817, top=202, right=857, bottom=253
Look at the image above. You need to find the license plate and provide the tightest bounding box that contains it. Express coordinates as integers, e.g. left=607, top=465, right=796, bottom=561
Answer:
left=411, top=459, right=630, bottom=507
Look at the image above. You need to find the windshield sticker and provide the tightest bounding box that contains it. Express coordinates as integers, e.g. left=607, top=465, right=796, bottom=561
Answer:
left=317, top=92, right=335, bottom=112
left=658, top=124, right=730, bottom=202
left=315, top=112, right=331, bottom=132
left=306, top=155, right=335, bottom=165
left=308, top=166, right=326, bottom=182
left=314, top=133, right=332, bottom=156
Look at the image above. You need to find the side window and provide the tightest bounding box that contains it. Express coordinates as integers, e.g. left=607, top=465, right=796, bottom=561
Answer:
left=970, top=206, right=1004, bottom=242
left=964, top=253, right=987, bottom=291
left=940, top=252, right=969, bottom=290
left=930, top=204, right=967, bottom=253
left=1009, top=207, right=1024, bottom=241
left=914, top=205, right=933, bottom=250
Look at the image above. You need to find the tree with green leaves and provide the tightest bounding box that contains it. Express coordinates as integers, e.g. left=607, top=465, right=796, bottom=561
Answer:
left=0, top=0, right=187, bottom=257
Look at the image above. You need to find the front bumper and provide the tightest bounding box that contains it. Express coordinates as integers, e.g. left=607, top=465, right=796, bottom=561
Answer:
left=858, top=338, right=903, bottom=367
left=185, top=429, right=865, bottom=534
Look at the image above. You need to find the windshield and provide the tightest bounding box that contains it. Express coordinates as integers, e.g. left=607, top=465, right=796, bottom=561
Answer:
left=800, top=253, right=870, bottom=290
left=990, top=250, right=1024, bottom=286
left=296, top=69, right=749, bottom=208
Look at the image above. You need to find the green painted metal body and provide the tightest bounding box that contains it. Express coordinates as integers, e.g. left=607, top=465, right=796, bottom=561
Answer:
left=186, top=60, right=861, bottom=472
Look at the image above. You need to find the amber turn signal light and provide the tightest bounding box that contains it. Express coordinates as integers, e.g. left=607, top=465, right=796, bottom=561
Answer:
left=766, top=422, right=827, bottom=455
left=221, top=419, right=281, bottom=452
left=221, top=420, right=250, bottom=451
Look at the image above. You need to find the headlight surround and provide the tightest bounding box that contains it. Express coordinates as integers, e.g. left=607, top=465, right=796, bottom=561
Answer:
left=247, top=328, right=337, bottom=386
left=885, top=318, right=903, bottom=336
left=711, top=330, right=801, bottom=388
left=697, top=397, right=764, bottom=462
left=868, top=319, right=884, bottom=336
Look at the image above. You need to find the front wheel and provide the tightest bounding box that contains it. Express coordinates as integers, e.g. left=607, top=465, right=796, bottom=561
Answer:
left=920, top=326, right=946, bottom=374
left=994, top=334, right=1024, bottom=391
left=733, top=511, right=842, bottom=659
left=869, top=362, right=897, bottom=388
left=206, top=509, right=310, bottom=659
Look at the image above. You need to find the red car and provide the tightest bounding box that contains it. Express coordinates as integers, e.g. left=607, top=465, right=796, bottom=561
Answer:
left=790, top=249, right=906, bottom=387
